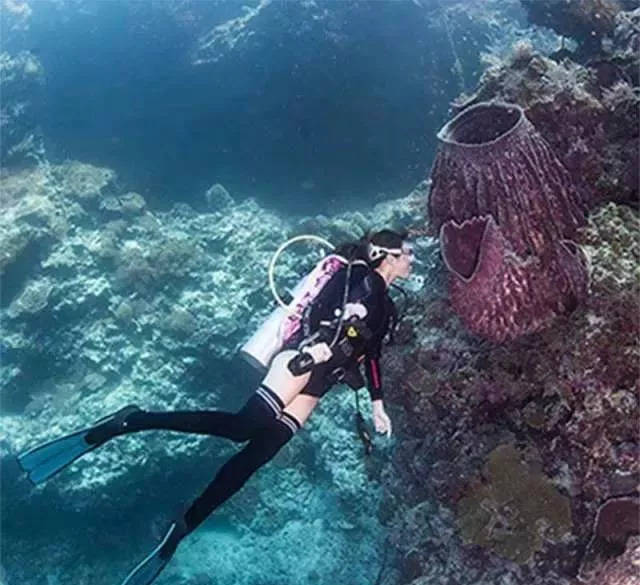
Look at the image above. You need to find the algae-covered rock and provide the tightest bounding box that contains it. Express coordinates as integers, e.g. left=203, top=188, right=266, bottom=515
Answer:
left=7, top=277, right=53, bottom=318
left=459, top=40, right=639, bottom=208
left=457, top=444, right=572, bottom=564
left=52, top=160, right=117, bottom=206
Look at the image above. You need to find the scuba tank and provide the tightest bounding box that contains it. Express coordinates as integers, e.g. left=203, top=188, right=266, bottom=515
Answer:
left=239, top=235, right=366, bottom=375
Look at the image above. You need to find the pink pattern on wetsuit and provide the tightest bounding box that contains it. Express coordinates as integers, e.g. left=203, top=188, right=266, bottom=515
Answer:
left=281, top=255, right=345, bottom=344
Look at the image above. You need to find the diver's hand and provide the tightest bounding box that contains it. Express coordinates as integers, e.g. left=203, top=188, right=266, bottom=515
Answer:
left=343, top=302, right=368, bottom=320
left=302, top=342, right=333, bottom=364
left=372, top=400, right=392, bottom=438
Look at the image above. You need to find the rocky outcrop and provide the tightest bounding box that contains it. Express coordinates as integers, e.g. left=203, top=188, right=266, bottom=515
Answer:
left=0, top=50, right=45, bottom=167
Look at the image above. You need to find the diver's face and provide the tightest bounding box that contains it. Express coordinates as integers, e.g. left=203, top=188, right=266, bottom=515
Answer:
left=391, top=242, right=414, bottom=279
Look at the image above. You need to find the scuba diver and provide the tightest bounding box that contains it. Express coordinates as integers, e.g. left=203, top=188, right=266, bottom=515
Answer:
left=17, top=229, right=414, bottom=585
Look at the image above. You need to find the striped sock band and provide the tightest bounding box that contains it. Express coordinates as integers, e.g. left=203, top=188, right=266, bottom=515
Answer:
left=256, top=384, right=284, bottom=417
left=280, top=412, right=302, bottom=435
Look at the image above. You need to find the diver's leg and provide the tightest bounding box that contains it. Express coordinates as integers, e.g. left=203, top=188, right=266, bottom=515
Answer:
left=261, top=350, right=312, bottom=406
left=119, top=398, right=319, bottom=584
left=182, top=393, right=321, bottom=533
left=182, top=393, right=320, bottom=533
left=88, top=385, right=285, bottom=444
left=100, top=350, right=310, bottom=444
left=283, top=394, right=320, bottom=427
left=183, top=410, right=304, bottom=533
left=120, top=414, right=303, bottom=584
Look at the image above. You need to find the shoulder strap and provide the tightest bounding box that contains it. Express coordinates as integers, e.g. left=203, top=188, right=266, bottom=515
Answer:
left=349, top=270, right=373, bottom=302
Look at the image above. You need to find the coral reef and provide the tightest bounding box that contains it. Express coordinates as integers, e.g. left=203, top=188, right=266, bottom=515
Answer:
left=0, top=160, right=424, bottom=585
left=381, top=202, right=639, bottom=584
left=578, top=497, right=640, bottom=581
left=429, top=101, right=588, bottom=342
left=580, top=536, right=640, bottom=585
left=455, top=21, right=639, bottom=208
left=613, top=7, right=640, bottom=60
left=0, top=50, right=45, bottom=167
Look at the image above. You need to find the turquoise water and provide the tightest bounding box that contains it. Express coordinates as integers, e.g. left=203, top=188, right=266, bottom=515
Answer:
left=0, top=1, right=570, bottom=584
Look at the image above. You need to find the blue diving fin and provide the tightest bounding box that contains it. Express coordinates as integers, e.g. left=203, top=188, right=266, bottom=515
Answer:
left=121, top=521, right=185, bottom=585
left=17, top=405, right=140, bottom=485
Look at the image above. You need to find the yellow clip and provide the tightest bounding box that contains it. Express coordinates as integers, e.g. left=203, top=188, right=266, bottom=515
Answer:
left=346, top=326, right=358, bottom=338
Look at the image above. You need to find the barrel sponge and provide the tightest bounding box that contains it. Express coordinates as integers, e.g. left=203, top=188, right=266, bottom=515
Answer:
left=441, top=215, right=589, bottom=342
left=429, top=102, right=589, bottom=342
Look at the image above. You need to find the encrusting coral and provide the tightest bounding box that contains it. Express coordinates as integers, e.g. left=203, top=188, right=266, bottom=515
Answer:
left=456, top=443, right=572, bottom=564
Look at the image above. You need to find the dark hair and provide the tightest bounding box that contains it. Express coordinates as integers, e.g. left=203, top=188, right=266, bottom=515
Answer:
left=335, top=229, right=408, bottom=268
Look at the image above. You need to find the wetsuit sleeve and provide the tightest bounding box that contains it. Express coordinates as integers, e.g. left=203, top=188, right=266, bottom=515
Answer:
left=364, top=342, right=384, bottom=401
left=362, top=292, right=394, bottom=402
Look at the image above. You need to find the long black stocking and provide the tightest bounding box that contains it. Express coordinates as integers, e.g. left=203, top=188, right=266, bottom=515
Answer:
left=183, top=412, right=301, bottom=533
left=121, top=385, right=284, bottom=443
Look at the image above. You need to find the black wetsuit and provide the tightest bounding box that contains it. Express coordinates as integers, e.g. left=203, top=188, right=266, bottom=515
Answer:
left=116, top=263, right=395, bottom=542
left=292, top=264, right=395, bottom=401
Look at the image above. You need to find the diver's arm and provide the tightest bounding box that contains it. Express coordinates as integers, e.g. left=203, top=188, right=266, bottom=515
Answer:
left=364, top=290, right=393, bottom=436
left=365, top=352, right=392, bottom=438
left=363, top=293, right=387, bottom=402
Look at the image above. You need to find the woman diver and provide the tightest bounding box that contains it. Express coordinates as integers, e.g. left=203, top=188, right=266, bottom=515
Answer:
left=17, top=229, right=414, bottom=585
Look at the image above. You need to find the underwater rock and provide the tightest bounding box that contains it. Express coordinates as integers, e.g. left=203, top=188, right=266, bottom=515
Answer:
left=579, top=535, right=640, bottom=585
left=162, top=306, right=199, bottom=339
left=204, top=183, right=233, bottom=210
left=429, top=101, right=588, bottom=343
left=456, top=443, right=572, bottom=564
left=52, top=160, right=118, bottom=211
left=521, top=0, right=623, bottom=57
left=99, top=192, right=146, bottom=217
left=0, top=167, right=73, bottom=308
left=613, top=7, right=640, bottom=60
left=578, top=497, right=640, bottom=582
left=112, top=235, right=205, bottom=298
left=6, top=277, right=53, bottom=319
